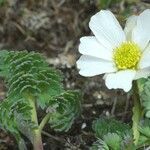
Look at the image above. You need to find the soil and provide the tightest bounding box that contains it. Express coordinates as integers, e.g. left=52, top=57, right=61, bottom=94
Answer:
left=0, top=0, right=149, bottom=150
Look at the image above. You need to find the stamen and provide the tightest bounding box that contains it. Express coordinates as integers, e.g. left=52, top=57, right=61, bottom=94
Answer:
left=113, top=42, right=141, bottom=70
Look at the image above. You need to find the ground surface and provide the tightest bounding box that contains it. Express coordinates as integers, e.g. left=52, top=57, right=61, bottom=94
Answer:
left=0, top=0, right=149, bottom=149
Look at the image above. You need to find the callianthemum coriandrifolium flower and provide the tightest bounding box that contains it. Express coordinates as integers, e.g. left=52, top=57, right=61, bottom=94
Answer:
left=77, top=9, right=150, bottom=92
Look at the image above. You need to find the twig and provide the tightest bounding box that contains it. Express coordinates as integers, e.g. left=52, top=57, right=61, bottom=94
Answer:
left=122, top=93, right=130, bottom=121
left=42, top=131, right=65, bottom=143
left=111, top=96, right=117, bottom=115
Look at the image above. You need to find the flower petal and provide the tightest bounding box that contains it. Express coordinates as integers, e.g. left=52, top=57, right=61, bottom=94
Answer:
left=79, top=36, right=113, bottom=61
left=76, top=55, right=116, bottom=77
left=124, top=15, right=137, bottom=41
left=139, top=44, right=150, bottom=69
left=89, top=10, right=126, bottom=50
left=132, top=9, right=150, bottom=50
left=105, top=70, right=136, bottom=92
left=134, top=67, right=150, bottom=80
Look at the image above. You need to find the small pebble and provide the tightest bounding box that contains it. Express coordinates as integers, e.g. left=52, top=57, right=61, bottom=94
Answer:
left=81, top=123, right=87, bottom=129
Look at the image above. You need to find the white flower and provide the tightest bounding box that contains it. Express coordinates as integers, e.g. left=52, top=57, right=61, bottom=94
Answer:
left=77, top=9, right=150, bottom=92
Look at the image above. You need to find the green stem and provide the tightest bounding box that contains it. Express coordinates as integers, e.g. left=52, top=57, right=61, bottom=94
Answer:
left=28, top=96, right=43, bottom=150
left=132, top=81, right=142, bottom=146
left=39, top=113, right=51, bottom=132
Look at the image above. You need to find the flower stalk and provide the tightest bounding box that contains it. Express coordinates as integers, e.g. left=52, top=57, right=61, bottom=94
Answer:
left=132, top=81, right=142, bottom=145
left=39, top=113, right=51, bottom=132
left=28, top=96, right=43, bottom=150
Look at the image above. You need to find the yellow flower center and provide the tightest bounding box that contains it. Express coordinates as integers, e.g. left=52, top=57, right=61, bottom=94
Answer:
left=113, top=42, right=141, bottom=70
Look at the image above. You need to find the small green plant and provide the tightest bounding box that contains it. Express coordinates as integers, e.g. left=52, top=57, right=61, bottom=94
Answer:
left=91, top=117, right=150, bottom=149
left=0, top=50, right=82, bottom=150
left=91, top=118, right=134, bottom=150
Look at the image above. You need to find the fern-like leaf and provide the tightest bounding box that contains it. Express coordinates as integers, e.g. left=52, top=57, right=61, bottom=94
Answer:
left=92, top=117, right=130, bottom=138
left=0, top=50, right=81, bottom=148
left=0, top=50, right=10, bottom=78
left=1, top=50, right=63, bottom=109
left=103, top=133, right=122, bottom=150
left=0, top=50, right=64, bottom=146
left=139, top=119, right=150, bottom=138
left=91, top=133, right=122, bottom=150
left=91, top=139, right=109, bottom=150
left=91, top=118, right=134, bottom=150
left=48, top=90, right=82, bottom=132
left=139, top=79, right=150, bottom=118
left=0, top=97, right=32, bottom=149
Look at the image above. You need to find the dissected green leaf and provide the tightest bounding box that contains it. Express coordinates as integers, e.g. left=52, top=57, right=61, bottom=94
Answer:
left=0, top=50, right=82, bottom=148
left=139, top=78, right=150, bottom=118
left=137, top=78, right=148, bottom=93
left=0, top=50, right=10, bottom=78
left=0, top=50, right=63, bottom=109
left=0, top=97, right=32, bottom=149
left=91, top=138, right=109, bottom=150
left=92, top=117, right=130, bottom=138
left=136, top=119, right=150, bottom=148
left=48, top=90, right=82, bottom=132
left=139, top=119, right=150, bottom=138
left=91, top=132, right=136, bottom=150
left=122, top=134, right=136, bottom=150
left=91, top=133, right=122, bottom=150
left=103, top=133, right=122, bottom=150
left=91, top=118, right=134, bottom=150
